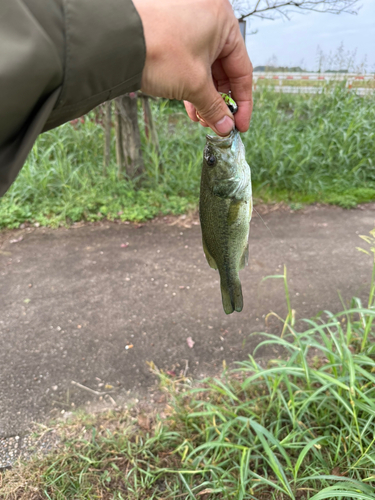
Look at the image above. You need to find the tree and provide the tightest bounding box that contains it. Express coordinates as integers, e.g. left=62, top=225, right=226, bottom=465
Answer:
left=102, top=93, right=161, bottom=180
left=114, top=93, right=144, bottom=180
left=232, top=0, right=359, bottom=21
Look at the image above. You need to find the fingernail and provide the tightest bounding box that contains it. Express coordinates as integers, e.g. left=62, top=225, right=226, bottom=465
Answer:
left=215, top=116, right=234, bottom=135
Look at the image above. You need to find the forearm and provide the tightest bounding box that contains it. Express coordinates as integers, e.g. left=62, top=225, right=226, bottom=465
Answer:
left=0, top=0, right=145, bottom=197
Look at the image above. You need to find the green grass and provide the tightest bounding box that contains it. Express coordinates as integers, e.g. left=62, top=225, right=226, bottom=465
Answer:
left=352, top=80, right=375, bottom=89
left=0, top=105, right=201, bottom=229
left=1, top=87, right=375, bottom=229
left=2, top=230, right=375, bottom=499
left=246, top=88, right=375, bottom=197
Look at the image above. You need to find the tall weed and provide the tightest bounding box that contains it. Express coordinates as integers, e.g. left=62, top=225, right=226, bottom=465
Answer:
left=1, top=89, right=374, bottom=228
left=246, top=88, right=375, bottom=195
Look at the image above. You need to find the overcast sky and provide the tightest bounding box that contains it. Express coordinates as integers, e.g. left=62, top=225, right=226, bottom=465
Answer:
left=244, top=0, right=375, bottom=72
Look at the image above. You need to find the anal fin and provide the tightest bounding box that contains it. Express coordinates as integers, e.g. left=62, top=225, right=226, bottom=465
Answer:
left=202, top=237, right=218, bottom=270
left=239, top=243, right=249, bottom=270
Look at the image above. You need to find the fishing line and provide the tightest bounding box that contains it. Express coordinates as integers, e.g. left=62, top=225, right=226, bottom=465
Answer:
left=253, top=206, right=276, bottom=239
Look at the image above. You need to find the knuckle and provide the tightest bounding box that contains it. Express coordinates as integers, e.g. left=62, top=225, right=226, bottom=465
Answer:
left=199, top=98, right=225, bottom=122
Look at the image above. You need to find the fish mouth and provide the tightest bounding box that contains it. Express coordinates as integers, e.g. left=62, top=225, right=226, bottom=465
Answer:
left=206, top=129, right=237, bottom=148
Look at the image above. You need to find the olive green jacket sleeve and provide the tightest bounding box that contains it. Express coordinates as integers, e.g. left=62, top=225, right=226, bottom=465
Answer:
left=0, top=0, right=146, bottom=197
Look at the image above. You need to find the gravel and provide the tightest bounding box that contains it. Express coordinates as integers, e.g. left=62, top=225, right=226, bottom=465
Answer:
left=0, top=432, right=60, bottom=470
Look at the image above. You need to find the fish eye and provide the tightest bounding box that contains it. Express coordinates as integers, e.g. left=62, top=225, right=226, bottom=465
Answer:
left=206, top=155, right=216, bottom=167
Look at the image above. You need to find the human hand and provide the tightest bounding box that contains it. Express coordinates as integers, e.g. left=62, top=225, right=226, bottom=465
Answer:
left=132, top=0, right=253, bottom=136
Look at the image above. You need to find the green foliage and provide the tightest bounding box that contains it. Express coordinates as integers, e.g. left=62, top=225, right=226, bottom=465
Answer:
left=246, top=88, right=375, bottom=196
left=1, top=88, right=375, bottom=229
left=0, top=108, right=200, bottom=228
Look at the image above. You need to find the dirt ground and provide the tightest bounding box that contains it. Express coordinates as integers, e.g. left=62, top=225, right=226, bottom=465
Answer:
left=1, top=204, right=374, bottom=439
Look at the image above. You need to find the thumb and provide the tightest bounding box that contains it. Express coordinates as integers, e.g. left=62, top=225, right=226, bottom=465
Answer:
left=193, top=82, right=235, bottom=136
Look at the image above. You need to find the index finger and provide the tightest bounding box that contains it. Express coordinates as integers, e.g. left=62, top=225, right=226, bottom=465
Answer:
left=218, top=29, right=253, bottom=132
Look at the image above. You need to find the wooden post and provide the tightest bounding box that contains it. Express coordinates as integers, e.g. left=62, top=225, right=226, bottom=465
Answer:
left=114, top=93, right=144, bottom=179
left=238, top=20, right=246, bottom=41
left=103, top=101, right=112, bottom=172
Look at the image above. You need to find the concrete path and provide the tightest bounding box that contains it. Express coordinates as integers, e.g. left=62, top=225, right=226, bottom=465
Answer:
left=1, top=205, right=374, bottom=439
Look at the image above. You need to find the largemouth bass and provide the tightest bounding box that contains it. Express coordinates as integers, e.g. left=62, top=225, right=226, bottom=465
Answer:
left=199, top=129, right=252, bottom=314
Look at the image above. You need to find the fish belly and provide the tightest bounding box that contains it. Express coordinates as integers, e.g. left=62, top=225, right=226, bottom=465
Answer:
left=200, top=188, right=251, bottom=314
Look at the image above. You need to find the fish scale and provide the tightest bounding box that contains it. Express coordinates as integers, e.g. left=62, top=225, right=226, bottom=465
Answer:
left=199, top=128, right=252, bottom=314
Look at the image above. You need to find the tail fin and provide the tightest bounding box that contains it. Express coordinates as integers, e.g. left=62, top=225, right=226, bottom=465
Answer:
left=220, top=278, right=243, bottom=314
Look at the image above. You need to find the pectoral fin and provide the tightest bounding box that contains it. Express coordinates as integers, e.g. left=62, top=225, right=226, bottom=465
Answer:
left=202, top=237, right=218, bottom=270
left=227, top=200, right=242, bottom=226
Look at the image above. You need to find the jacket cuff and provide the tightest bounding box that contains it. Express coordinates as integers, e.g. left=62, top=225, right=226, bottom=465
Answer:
left=44, top=0, right=146, bottom=131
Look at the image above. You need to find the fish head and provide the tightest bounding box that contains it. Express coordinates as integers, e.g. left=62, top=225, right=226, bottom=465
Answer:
left=203, top=130, right=249, bottom=198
